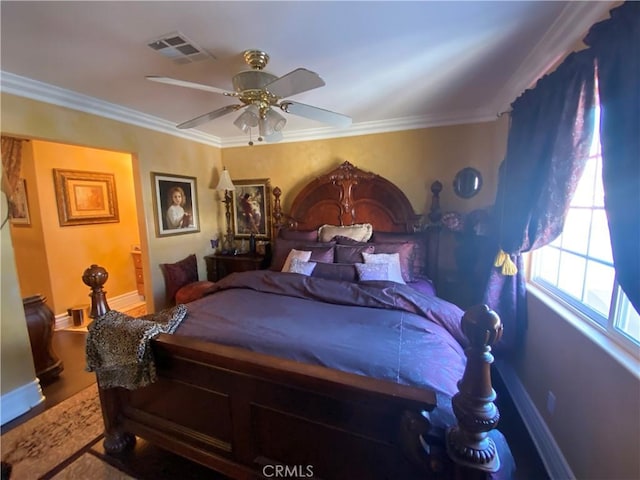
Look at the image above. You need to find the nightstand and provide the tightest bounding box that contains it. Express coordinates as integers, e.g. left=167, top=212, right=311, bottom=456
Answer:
left=204, top=253, right=267, bottom=282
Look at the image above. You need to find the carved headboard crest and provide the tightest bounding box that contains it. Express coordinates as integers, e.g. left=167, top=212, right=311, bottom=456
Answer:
left=273, top=161, right=421, bottom=234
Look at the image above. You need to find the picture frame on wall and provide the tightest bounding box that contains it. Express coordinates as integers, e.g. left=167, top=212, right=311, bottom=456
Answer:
left=152, top=172, right=200, bottom=237
left=53, top=169, right=119, bottom=226
left=8, top=178, right=31, bottom=226
left=231, top=178, right=271, bottom=240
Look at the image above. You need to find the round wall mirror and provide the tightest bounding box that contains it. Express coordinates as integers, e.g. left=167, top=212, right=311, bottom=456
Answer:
left=453, top=167, right=483, bottom=199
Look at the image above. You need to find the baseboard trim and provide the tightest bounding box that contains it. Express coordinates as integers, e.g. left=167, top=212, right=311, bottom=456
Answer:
left=0, top=379, right=44, bottom=426
left=54, top=290, right=142, bottom=330
left=495, top=360, right=575, bottom=480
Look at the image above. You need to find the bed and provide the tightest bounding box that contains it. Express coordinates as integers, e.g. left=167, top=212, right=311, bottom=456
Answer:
left=83, top=161, right=513, bottom=479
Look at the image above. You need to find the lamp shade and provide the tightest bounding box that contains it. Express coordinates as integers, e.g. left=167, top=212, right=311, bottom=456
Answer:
left=215, top=169, right=235, bottom=191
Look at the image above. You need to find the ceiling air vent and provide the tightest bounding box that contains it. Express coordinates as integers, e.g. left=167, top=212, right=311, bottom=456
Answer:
left=147, top=32, right=215, bottom=65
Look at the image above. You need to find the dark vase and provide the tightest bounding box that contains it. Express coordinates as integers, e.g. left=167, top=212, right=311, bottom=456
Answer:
left=249, top=234, right=256, bottom=254
left=23, top=295, right=63, bottom=384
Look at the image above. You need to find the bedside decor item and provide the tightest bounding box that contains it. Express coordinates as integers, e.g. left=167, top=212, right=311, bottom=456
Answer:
left=230, top=178, right=271, bottom=240
left=215, top=167, right=235, bottom=252
left=53, top=169, right=119, bottom=226
left=152, top=172, right=200, bottom=237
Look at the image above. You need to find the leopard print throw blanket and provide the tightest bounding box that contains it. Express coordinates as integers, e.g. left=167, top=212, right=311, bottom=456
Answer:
left=85, top=305, right=187, bottom=390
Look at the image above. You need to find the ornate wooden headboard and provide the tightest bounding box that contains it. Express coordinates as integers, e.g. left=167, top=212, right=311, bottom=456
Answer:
left=272, top=161, right=422, bottom=234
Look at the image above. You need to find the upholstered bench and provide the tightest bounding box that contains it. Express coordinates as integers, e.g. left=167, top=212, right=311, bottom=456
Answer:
left=160, top=254, right=215, bottom=305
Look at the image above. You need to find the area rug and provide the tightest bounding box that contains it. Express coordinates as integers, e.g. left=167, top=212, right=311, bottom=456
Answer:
left=1, top=384, right=103, bottom=479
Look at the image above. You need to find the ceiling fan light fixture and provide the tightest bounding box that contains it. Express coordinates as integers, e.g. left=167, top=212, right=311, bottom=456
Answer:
left=265, top=108, right=286, bottom=132
left=233, top=104, right=260, bottom=133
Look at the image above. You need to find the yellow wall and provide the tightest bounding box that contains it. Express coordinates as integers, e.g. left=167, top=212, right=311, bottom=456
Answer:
left=517, top=292, right=639, bottom=479
left=10, top=140, right=141, bottom=315
left=1, top=194, right=38, bottom=394
left=222, top=123, right=506, bottom=216
left=9, top=141, right=53, bottom=305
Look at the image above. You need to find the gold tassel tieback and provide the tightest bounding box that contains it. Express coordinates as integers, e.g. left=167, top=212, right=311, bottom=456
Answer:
left=494, top=249, right=518, bottom=276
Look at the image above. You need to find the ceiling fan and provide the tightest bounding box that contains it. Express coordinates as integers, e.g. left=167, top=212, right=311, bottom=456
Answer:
left=147, top=49, right=352, bottom=143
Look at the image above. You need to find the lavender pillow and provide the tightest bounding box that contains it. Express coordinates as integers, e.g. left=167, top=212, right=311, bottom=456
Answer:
left=270, top=239, right=334, bottom=270
left=355, top=262, right=390, bottom=281
left=281, top=249, right=312, bottom=272
left=372, top=242, right=416, bottom=282
left=362, top=252, right=406, bottom=284
left=288, top=258, right=317, bottom=276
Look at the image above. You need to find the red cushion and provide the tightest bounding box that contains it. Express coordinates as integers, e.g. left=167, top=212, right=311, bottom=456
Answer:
left=160, top=254, right=199, bottom=302
left=175, top=280, right=215, bottom=304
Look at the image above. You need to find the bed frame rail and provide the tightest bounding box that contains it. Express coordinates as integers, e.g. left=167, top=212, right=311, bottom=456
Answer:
left=83, top=264, right=503, bottom=480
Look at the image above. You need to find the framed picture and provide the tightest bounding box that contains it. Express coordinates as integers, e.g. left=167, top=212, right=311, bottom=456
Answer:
left=8, top=178, right=31, bottom=225
left=152, top=172, right=200, bottom=237
left=53, top=169, right=119, bottom=226
left=231, top=178, right=271, bottom=239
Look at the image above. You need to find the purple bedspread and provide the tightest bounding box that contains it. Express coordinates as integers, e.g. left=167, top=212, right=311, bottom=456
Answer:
left=174, top=270, right=515, bottom=478
left=176, top=270, right=467, bottom=398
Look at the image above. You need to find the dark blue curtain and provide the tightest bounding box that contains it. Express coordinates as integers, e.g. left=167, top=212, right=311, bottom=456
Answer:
left=483, top=51, right=597, bottom=352
left=584, top=1, right=640, bottom=313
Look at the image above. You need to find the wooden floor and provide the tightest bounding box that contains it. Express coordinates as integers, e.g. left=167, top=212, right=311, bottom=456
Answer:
left=4, top=329, right=549, bottom=479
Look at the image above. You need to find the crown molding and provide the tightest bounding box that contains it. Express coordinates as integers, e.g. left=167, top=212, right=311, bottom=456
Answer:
left=490, top=1, right=615, bottom=115
left=2, top=70, right=496, bottom=149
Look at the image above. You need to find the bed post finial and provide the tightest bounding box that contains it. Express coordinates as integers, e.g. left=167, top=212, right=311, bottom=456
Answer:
left=428, top=181, right=442, bottom=224
left=447, top=304, right=503, bottom=473
left=82, top=264, right=110, bottom=318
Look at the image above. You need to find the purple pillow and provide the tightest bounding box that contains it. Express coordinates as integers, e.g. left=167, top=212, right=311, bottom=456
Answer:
left=270, top=239, right=335, bottom=270
left=278, top=228, right=319, bottom=242
left=371, top=232, right=426, bottom=280
left=335, top=244, right=375, bottom=263
left=372, top=242, right=416, bottom=282
left=311, top=262, right=358, bottom=283
left=160, top=254, right=198, bottom=302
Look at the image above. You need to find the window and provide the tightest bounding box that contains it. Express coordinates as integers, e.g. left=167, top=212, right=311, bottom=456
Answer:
left=530, top=107, right=640, bottom=353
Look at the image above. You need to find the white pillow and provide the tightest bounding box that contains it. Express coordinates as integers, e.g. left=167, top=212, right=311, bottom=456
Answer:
left=362, top=252, right=406, bottom=284
left=288, top=258, right=317, bottom=276
left=317, top=223, right=373, bottom=243
left=355, top=262, right=390, bottom=281
left=281, top=249, right=312, bottom=272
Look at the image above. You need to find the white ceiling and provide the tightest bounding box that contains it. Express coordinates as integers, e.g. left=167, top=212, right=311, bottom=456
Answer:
left=0, top=1, right=614, bottom=148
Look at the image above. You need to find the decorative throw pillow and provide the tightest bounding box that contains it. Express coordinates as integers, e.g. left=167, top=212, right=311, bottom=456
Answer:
left=362, top=252, right=406, bottom=284
left=287, top=258, right=317, bottom=276
left=371, top=232, right=425, bottom=280
left=355, top=262, right=390, bottom=282
left=305, top=244, right=336, bottom=263
left=278, top=228, right=319, bottom=242
left=281, top=249, right=312, bottom=272
left=270, top=240, right=335, bottom=271
left=318, top=223, right=373, bottom=243
left=160, top=254, right=199, bottom=302
left=372, top=242, right=416, bottom=282
left=311, top=262, right=359, bottom=283
left=335, top=244, right=375, bottom=263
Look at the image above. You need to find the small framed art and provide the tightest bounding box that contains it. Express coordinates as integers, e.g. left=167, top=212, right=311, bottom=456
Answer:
left=231, top=178, right=271, bottom=239
left=53, top=169, right=119, bottom=226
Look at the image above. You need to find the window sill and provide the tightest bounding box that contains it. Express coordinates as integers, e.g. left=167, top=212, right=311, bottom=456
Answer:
left=526, top=282, right=640, bottom=380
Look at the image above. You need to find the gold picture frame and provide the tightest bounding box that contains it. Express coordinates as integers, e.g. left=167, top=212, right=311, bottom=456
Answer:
left=231, top=178, right=271, bottom=240
left=53, top=169, right=119, bottom=226
left=152, top=172, right=200, bottom=237
left=8, top=178, right=31, bottom=226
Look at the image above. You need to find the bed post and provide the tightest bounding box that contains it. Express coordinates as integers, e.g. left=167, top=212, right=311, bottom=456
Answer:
left=82, top=264, right=136, bottom=454
left=447, top=304, right=503, bottom=474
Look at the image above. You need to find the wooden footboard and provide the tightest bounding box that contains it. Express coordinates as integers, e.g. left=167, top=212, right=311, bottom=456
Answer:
left=83, top=265, right=504, bottom=480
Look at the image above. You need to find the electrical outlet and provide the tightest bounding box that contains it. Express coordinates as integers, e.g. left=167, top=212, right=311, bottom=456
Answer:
left=547, top=391, right=556, bottom=415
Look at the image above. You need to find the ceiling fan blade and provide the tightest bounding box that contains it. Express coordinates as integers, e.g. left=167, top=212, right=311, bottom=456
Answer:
left=146, top=75, right=234, bottom=96
left=177, top=105, right=240, bottom=129
left=266, top=68, right=325, bottom=98
left=280, top=101, right=352, bottom=128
